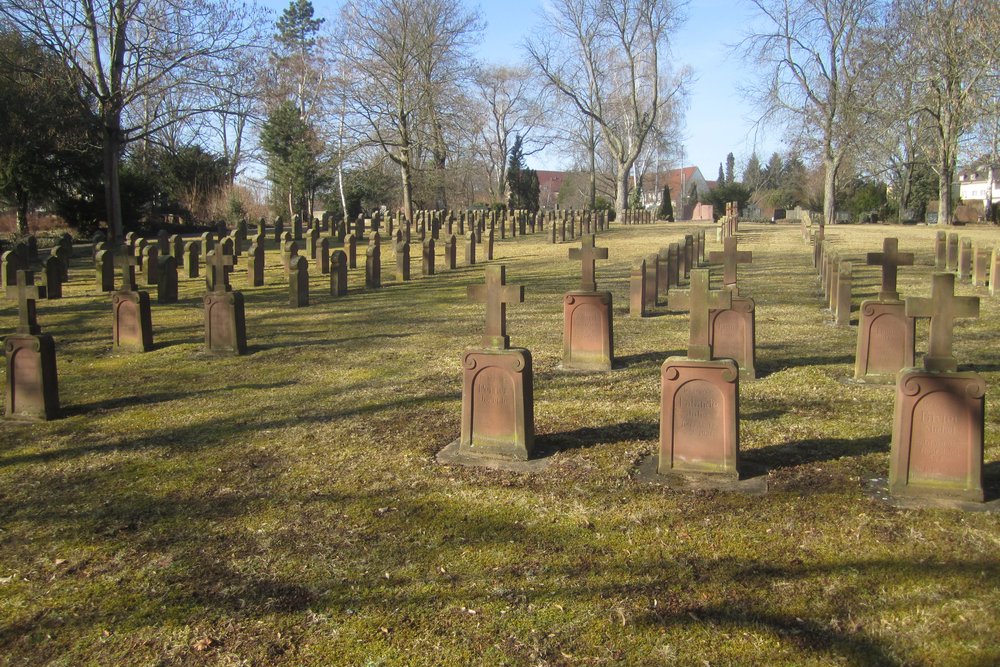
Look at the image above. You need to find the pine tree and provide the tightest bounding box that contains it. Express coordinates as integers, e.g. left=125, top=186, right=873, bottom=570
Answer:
left=507, top=134, right=526, bottom=210
left=725, top=152, right=735, bottom=184
left=717, top=163, right=725, bottom=184
left=658, top=185, right=674, bottom=221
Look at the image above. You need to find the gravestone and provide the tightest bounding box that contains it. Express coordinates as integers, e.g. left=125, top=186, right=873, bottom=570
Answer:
left=95, top=248, right=114, bottom=292
left=293, top=214, right=303, bottom=240
left=708, top=237, right=752, bottom=293
left=991, top=248, right=1000, bottom=297
left=282, top=241, right=299, bottom=279
left=946, top=233, right=959, bottom=272
left=273, top=216, right=284, bottom=245
left=365, top=236, right=382, bottom=288
left=345, top=233, right=357, bottom=269
left=973, top=245, right=989, bottom=287
left=444, top=234, right=457, bottom=270
left=4, top=270, right=60, bottom=419
left=644, top=253, right=659, bottom=309
left=456, top=265, right=534, bottom=461
left=683, top=235, right=694, bottom=279
left=934, top=231, right=947, bottom=269
left=157, top=230, right=170, bottom=255
left=51, top=245, right=70, bottom=282
left=112, top=247, right=154, bottom=352
left=668, top=243, right=680, bottom=287
left=289, top=255, right=309, bottom=307
left=142, top=246, right=159, bottom=286
left=958, top=238, right=972, bottom=282
left=396, top=241, right=411, bottom=282
left=423, top=238, right=435, bottom=276
left=563, top=235, right=613, bottom=370
left=42, top=255, right=62, bottom=300
left=854, top=238, right=916, bottom=383
left=485, top=229, right=494, bottom=261
left=169, top=235, right=183, bottom=264
left=890, top=273, right=983, bottom=503
left=656, top=248, right=669, bottom=298
left=630, top=259, right=647, bottom=318
left=316, top=237, right=330, bottom=274
left=834, top=260, right=852, bottom=326
left=307, top=225, right=320, bottom=259
left=203, top=247, right=247, bottom=355
left=184, top=241, right=200, bottom=278
left=330, top=250, right=348, bottom=296
left=201, top=232, right=216, bottom=256
left=247, top=240, right=265, bottom=287
left=659, top=269, right=740, bottom=479
left=465, top=232, right=477, bottom=265
left=157, top=256, right=178, bottom=303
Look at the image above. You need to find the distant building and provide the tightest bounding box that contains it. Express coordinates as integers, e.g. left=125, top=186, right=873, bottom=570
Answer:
left=639, top=166, right=711, bottom=219
left=536, top=170, right=568, bottom=209
left=958, top=163, right=998, bottom=220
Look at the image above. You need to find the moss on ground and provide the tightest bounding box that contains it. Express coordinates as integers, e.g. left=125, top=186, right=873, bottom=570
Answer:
left=0, top=222, right=998, bottom=666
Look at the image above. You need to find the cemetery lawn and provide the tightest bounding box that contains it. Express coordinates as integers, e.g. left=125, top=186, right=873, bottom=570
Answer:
left=2, top=222, right=999, bottom=667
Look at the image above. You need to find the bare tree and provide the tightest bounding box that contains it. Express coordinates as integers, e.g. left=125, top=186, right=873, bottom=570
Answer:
left=525, top=0, right=687, bottom=216
left=898, top=0, right=1000, bottom=224
left=472, top=64, right=550, bottom=205
left=0, top=0, right=267, bottom=241
left=742, top=0, right=886, bottom=227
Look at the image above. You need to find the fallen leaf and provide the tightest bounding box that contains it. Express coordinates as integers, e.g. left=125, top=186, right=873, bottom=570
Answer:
left=192, top=637, right=213, bottom=651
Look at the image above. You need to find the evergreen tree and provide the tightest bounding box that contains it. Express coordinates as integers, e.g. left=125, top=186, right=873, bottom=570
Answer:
left=717, top=163, right=725, bottom=184
left=743, top=152, right=764, bottom=191
left=658, top=185, right=674, bottom=221
left=725, top=152, right=735, bottom=184
left=261, top=101, right=327, bottom=221
left=507, top=134, right=529, bottom=210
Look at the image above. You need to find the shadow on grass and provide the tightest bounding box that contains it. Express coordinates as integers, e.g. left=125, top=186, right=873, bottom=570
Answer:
left=756, top=353, right=856, bottom=378
left=58, top=381, right=299, bottom=416
left=614, top=350, right=682, bottom=368
left=744, top=435, right=890, bottom=470
left=535, top=420, right=658, bottom=454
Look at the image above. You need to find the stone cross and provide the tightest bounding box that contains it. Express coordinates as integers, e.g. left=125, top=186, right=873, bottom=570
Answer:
left=114, top=245, right=139, bottom=291
left=6, top=269, right=41, bottom=335
left=905, top=272, right=979, bottom=372
left=205, top=248, right=235, bottom=293
left=568, top=234, right=608, bottom=292
left=707, top=237, right=752, bottom=291
left=668, top=268, right=732, bottom=361
left=866, top=237, right=913, bottom=301
left=467, top=264, right=524, bottom=350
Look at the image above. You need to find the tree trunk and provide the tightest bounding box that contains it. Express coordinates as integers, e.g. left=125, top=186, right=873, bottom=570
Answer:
left=338, top=163, right=348, bottom=223
left=102, top=122, right=124, bottom=244
left=939, top=164, right=953, bottom=225
left=614, top=164, right=629, bottom=219
left=822, top=155, right=837, bottom=227
left=400, top=161, right=414, bottom=223
left=16, top=189, right=29, bottom=236
left=898, top=162, right=912, bottom=223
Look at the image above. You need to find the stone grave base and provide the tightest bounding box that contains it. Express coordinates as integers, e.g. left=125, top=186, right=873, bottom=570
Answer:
left=709, top=296, right=756, bottom=380
left=634, top=454, right=768, bottom=494
left=4, top=333, right=60, bottom=420
left=853, top=300, right=914, bottom=383
left=436, top=439, right=553, bottom=473
left=864, top=478, right=998, bottom=512
left=561, top=291, right=613, bottom=371
left=890, top=369, right=985, bottom=503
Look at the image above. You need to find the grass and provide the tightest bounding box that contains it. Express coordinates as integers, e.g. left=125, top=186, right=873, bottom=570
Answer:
left=0, top=221, right=998, bottom=667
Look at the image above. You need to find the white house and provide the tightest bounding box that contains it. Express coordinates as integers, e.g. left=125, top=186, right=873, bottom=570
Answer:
left=958, top=164, right=999, bottom=218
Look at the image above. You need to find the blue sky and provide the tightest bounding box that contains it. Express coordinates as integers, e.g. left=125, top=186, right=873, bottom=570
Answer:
left=293, top=0, right=784, bottom=178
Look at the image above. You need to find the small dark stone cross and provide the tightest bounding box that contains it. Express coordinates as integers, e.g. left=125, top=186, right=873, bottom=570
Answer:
left=205, top=248, right=235, bottom=293
left=668, top=268, right=732, bottom=360
left=114, top=245, right=139, bottom=291
left=708, top=236, right=752, bottom=290
left=467, top=264, right=524, bottom=350
left=905, top=272, right=979, bottom=372
left=568, top=234, right=608, bottom=292
left=866, top=237, right=914, bottom=301
left=7, top=269, right=41, bottom=335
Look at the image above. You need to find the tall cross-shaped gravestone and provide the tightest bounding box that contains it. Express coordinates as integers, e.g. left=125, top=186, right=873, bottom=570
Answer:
left=867, top=237, right=914, bottom=302
left=205, top=248, right=235, bottom=293
left=905, top=273, right=979, bottom=373
left=467, top=265, right=524, bottom=350
left=114, top=245, right=139, bottom=292
left=707, top=237, right=752, bottom=291
left=668, top=269, right=732, bottom=360
left=7, top=269, right=41, bottom=335
left=4, top=269, right=60, bottom=419
left=568, top=235, right=608, bottom=292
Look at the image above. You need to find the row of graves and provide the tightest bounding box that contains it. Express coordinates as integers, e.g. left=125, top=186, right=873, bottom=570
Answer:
left=0, top=204, right=616, bottom=421
left=807, top=222, right=994, bottom=509
left=5, top=210, right=993, bottom=511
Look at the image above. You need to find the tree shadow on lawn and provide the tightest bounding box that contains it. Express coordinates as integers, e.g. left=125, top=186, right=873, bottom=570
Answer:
left=614, top=350, right=683, bottom=369
left=60, top=380, right=298, bottom=416
left=756, top=353, right=856, bottom=378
